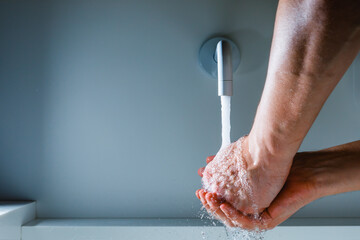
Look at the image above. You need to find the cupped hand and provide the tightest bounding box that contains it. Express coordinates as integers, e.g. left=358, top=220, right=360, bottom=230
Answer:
left=196, top=151, right=321, bottom=230
left=201, top=136, right=292, bottom=215
left=196, top=154, right=261, bottom=229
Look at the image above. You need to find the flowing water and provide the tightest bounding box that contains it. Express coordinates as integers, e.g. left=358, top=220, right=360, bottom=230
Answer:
left=220, top=96, right=231, bottom=149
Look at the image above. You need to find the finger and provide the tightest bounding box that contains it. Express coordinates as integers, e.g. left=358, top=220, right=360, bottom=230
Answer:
left=195, top=189, right=201, bottom=199
left=206, top=155, right=215, bottom=164
left=206, top=193, right=235, bottom=227
left=199, top=190, right=215, bottom=218
left=264, top=185, right=311, bottom=229
left=261, top=203, right=294, bottom=230
left=199, top=190, right=211, bottom=210
left=263, top=209, right=296, bottom=230
left=220, top=203, right=259, bottom=230
left=202, top=193, right=228, bottom=225
left=198, top=167, right=205, bottom=177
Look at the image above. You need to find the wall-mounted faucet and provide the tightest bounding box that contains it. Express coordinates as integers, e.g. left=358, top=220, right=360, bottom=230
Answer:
left=199, top=37, right=240, bottom=96
left=216, top=40, right=233, bottom=96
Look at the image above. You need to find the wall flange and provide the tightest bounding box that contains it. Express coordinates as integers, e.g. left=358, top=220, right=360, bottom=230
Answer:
left=199, top=37, right=240, bottom=78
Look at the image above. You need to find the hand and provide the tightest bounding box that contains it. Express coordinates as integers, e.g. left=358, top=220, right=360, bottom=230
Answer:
left=201, top=136, right=292, bottom=215
left=197, top=141, right=360, bottom=230
left=197, top=155, right=259, bottom=228
left=197, top=151, right=319, bottom=229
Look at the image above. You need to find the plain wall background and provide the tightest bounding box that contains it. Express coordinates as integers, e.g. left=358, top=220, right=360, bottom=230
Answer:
left=0, top=0, right=359, bottom=218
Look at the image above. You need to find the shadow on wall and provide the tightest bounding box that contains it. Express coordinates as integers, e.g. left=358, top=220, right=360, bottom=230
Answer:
left=0, top=1, right=51, bottom=201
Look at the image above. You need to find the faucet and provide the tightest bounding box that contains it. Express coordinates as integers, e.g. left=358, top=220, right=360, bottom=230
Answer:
left=216, top=40, right=233, bottom=96
left=198, top=37, right=239, bottom=94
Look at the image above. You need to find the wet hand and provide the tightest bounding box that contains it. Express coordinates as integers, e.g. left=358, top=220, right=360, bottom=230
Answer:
left=200, top=136, right=291, bottom=215
left=196, top=151, right=330, bottom=230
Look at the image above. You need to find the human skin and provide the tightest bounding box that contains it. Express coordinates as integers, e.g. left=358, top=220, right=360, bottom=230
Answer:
left=199, top=0, right=360, bottom=216
left=197, top=140, right=360, bottom=229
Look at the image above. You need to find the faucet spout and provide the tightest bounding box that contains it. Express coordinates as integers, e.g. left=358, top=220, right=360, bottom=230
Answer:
left=216, top=40, right=233, bottom=96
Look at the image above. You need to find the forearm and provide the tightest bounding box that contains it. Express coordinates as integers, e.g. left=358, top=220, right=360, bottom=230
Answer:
left=249, top=0, right=360, bottom=162
left=312, top=141, right=360, bottom=197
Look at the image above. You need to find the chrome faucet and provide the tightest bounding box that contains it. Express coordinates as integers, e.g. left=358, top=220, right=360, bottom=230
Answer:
left=198, top=37, right=240, bottom=94
left=216, top=40, right=233, bottom=96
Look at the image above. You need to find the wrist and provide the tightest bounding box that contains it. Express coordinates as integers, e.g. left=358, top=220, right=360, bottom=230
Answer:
left=247, top=129, right=297, bottom=168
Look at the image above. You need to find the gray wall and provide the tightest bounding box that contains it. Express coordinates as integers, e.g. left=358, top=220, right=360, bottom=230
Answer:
left=0, top=0, right=359, bottom=218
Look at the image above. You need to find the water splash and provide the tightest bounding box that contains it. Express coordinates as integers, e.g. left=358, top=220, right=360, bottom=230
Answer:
left=198, top=203, right=266, bottom=240
left=225, top=226, right=266, bottom=240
